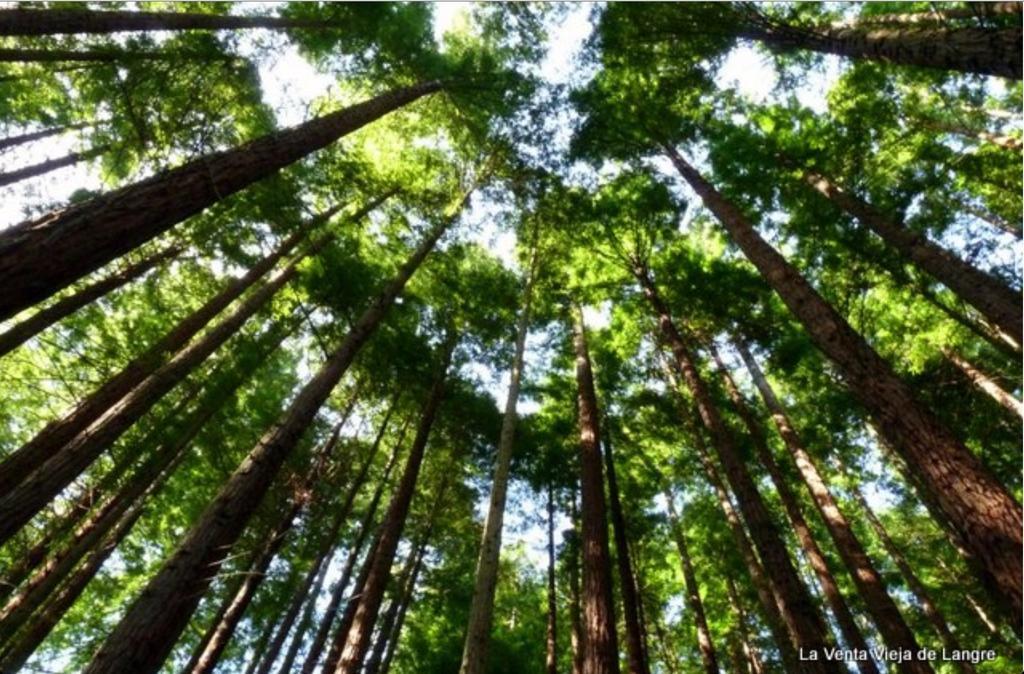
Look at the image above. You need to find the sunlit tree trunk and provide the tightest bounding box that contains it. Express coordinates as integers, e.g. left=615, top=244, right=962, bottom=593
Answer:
left=943, top=348, right=1024, bottom=417
left=0, top=122, right=88, bottom=151
left=664, top=146, right=1023, bottom=619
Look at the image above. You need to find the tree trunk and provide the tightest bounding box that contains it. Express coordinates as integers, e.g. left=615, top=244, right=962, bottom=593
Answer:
left=376, top=542, right=427, bottom=674
left=934, top=557, right=1006, bottom=641
left=638, top=273, right=836, bottom=671
left=0, top=244, right=180, bottom=358
left=943, top=348, right=1024, bottom=417
left=709, top=346, right=888, bottom=674
left=602, top=426, right=650, bottom=674
left=459, top=241, right=538, bottom=674
left=545, top=482, right=558, bottom=674
left=332, top=334, right=456, bottom=674
left=664, top=491, right=719, bottom=674
left=842, top=3, right=1022, bottom=27
left=0, top=123, right=88, bottom=151
left=570, top=304, right=620, bottom=674
left=956, top=200, right=1022, bottom=237
left=803, top=170, right=1022, bottom=338
left=665, top=146, right=1023, bottom=620
left=841, top=467, right=978, bottom=674
left=0, top=144, right=109, bottom=187
left=649, top=612, right=682, bottom=674
left=918, top=285, right=1021, bottom=358
left=724, top=575, right=766, bottom=674
left=567, top=494, right=585, bottom=674
left=0, top=7, right=365, bottom=36
left=739, top=16, right=1022, bottom=79
left=0, top=47, right=233, bottom=63
left=82, top=212, right=451, bottom=674
left=0, top=81, right=438, bottom=320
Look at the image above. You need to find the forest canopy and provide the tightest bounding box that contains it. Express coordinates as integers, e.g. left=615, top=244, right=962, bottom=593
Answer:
left=0, top=2, right=1020, bottom=674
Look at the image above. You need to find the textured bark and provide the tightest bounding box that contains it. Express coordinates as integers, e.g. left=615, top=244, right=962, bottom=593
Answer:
left=459, top=244, right=537, bottom=674
left=804, top=171, right=1022, bottom=338
left=0, top=81, right=439, bottom=320
left=710, top=347, right=886, bottom=674
left=545, top=483, right=558, bottom=674
left=664, top=492, right=719, bottom=674
left=0, top=244, right=180, bottom=358
left=725, top=575, right=766, bottom=674
left=570, top=305, right=620, bottom=674
left=82, top=214, right=449, bottom=674
left=639, top=274, right=835, bottom=670
left=0, top=144, right=109, bottom=187
left=0, top=123, right=87, bottom=151
left=603, top=428, right=650, bottom=674
left=738, top=15, right=1022, bottom=78
left=943, top=348, right=1024, bottom=418
left=843, top=471, right=979, bottom=674
left=0, top=7, right=355, bottom=36
left=666, top=146, right=1023, bottom=619
left=332, top=336, right=456, bottom=674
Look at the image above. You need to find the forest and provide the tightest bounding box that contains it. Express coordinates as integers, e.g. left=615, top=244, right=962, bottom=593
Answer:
left=0, top=2, right=1020, bottom=673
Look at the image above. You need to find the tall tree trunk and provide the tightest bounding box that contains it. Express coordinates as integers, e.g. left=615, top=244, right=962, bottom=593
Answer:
left=376, top=541, right=427, bottom=674
left=0, top=81, right=438, bottom=320
left=803, top=171, right=1022, bottom=338
left=0, top=123, right=88, bottom=151
left=918, top=118, right=1022, bottom=151
left=0, top=244, right=181, bottom=358
left=734, top=338, right=1012, bottom=648
left=664, top=491, right=719, bottom=674
left=724, top=575, right=766, bottom=674
left=567, top=494, right=585, bottom=674
left=638, top=273, right=836, bottom=671
left=649, top=612, right=682, bottom=674
left=709, top=346, right=888, bottom=674
left=842, top=3, right=1022, bottom=27
left=602, top=426, right=649, bottom=674
left=738, top=15, right=1022, bottom=78
left=943, top=348, right=1024, bottom=417
left=332, top=334, right=457, bottom=674
left=0, top=144, right=109, bottom=187
left=956, top=200, right=1022, bottom=237
left=545, top=482, right=558, bottom=674
left=918, top=285, right=1021, bottom=357
left=459, top=240, right=538, bottom=674
left=664, top=146, right=1023, bottom=619
left=82, top=212, right=452, bottom=674
left=934, top=557, right=1006, bottom=642
left=840, top=466, right=979, bottom=674
left=0, top=7, right=354, bottom=36
left=0, top=47, right=233, bottom=63
left=570, top=305, right=620, bottom=674
left=0, top=201, right=344, bottom=496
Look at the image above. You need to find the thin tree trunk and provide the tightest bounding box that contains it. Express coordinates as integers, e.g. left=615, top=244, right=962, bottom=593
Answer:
left=0, top=123, right=88, bottom=151
left=82, top=212, right=452, bottom=674
left=934, top=557, right=1005, bottom=641
left=602, top=426, right=650, bottom=674
left=0, top=244, right=181, bottom=358
left=841, top=467, right=978, bottom=674
left=957, top=200, right=1022, bottom=237
left=803, top=171, right=1022, bottom=338
left=738, top=17, right=1022, bottom=78
left=664, top=491, right=719, bottom=674
left=637, top=273, right=836, bottom=671
left=664, top=146, right=1023, bottom=619
left=725, top=575, right=766, bottom=674
left=376, top=541, right=427, bottom=674
left=567, top=494, right=585, bottom=674
left=918, top=285, right=1020, bottom=357
left=243, top=614, right=279, bottom=674
left=943, top=348, right=1024, bottom=417
left=545, top=482, right=558, bottom=674
left=0, top=144, right=109, bottom=187
left=459, top=240, right=538, bottom=674
left=919, top=118, right=1022, bottom=151
left=709, top=346, right=888, bottom=674
left=649, top=612, right=681, bottom=674
left=840, top=3, right=1022, bottom=27
left=0, top=47, right=233, bottom=63
left=0, top=81, right=438, bottom=320
left=570, top=305, right=620, bottom=674
left=332, top=334, right=457, bottom=674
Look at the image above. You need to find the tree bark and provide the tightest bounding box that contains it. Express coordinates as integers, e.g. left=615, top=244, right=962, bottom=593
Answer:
left=0, top=123, right=88, bottom=151
left=0, top=47, right=233, bottom=63
left=376, top=541, right=427, bottom=674
left=332, top=334, right=456, bottom=674
left=709, top=346, right=888, bottom=674
left=0, top=244, right=180, bottom=358
left=842, top=3, right=1022, bottom=27
left=0, top=81, right=438, bottom=320
left=567, top=496, right=585, bottom=674
left=943, top=347, right=1024, bottom=417
left=0, top=144, right=110, bottom=188
left=957, top=200, right=1022, bottom=237
left=602, top=426, right=650, bottom=674
left=459, top=241, right=537, bottom=674
left=724, top=575, right=766, bottom=674
left=570, top=304, right=620, bottom=674
left=665, top=146, right=1023, bottom=620
left=638, top=273, right=836, bottom=671
left=664, top=491, right=720, bottom=674
left=82, top=212, right=451, bottom=674
left=545, top=482, right=558, bottom=674
left=803, top=170, right=1022, bottom=338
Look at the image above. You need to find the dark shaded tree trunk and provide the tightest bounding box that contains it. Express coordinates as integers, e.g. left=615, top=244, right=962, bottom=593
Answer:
left=332, top=335, right=456, bottom=674
left=0, top=81, right=438, bottom=320
left=943, top=348, right=1023, bottom=417
left=545, top=482, right=558, bottom=674
left=803, top=171, right=1022, bottom=338
left=664, top=491, right=719, bottom=674
left=844, top=3, right=1022, bottom=27
left=376, top=542, right=426, bottom=674
left=0, top=123, right=88, bottom=151
left=638, top=273, right=836, bottom=671
left=664, top=146, right=1023, bottom=619
left=725, top=575, right=766, bottom=674
left=0, top=244, right=180, bottom=358
left=0, top=144, right=110, bottom=187
left=0, top=47, right=231, bottom=62
left=567, top=494, right=585, bottom=674
left=709, top=347, right=887, bottom=674
left=602, top=426, right=649, bottom=674
left=957, top=200, right=1022, bottom=237
left=570, top=305, right=620, bottom=674
left=82, top=213, right=451, bottom=674
left=934, top=557, right=1006, bottom=641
